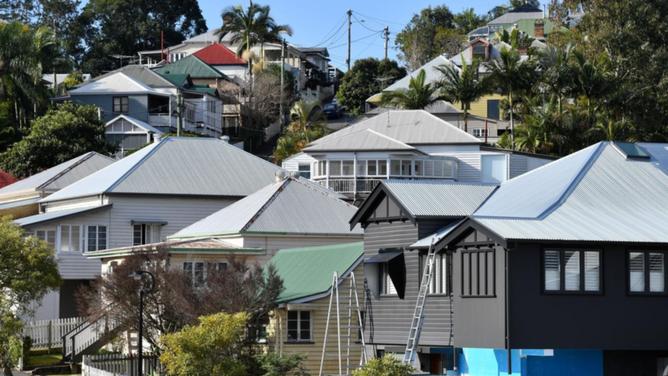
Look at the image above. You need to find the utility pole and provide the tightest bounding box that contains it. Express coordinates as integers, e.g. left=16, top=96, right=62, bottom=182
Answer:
left=346, top=9, right=352, bottom=71
left=383, top=26, right=390, bottom=60
left=176, top=92, right=183, bottom=137
left=279, top=38, right=285, bottom=131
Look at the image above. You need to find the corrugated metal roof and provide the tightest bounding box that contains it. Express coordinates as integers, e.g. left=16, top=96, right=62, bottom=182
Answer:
left=94, top=65, right=175, bottom=88
left=383, top=180, right=497, bottom=217
left=304, top=128, right=418, bottom=153
left=154, top=55, right=224, bottom=79
left=488, top=10, right=543, bottom=25
left=384, top=55, right=458, bottom=93
left=193, top=43, right=245, bottom=65
left=270, top=242, right=364, bottom=303
left=15, top=204, right=111, bottom=227
left=43, top=137, right=280, bottom=202
left=473, top=142, right=668, bottom=243
left=69, top=72, right=164, bottom=95
left=169, top=177, right=362, bottom=238
left=366, top=100, right=461, bottom=115
left=305, top=110, right=481, bottom=152
left=0, top=152, right=113, bottom=196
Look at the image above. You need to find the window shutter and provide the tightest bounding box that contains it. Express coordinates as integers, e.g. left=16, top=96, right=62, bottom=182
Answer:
left=584, top=251, right=600, bottom=292
left=629, top=252, right=645, bottom=292
left=649, top=252, right=665, bottom=293
left=544, top=250, right=560, bottom=291
left=564, top=251, right=581, bottom=291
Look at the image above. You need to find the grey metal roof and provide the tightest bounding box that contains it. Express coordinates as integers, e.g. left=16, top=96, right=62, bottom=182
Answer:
left=383, top=55, right=458, bottom=93
left=488, top=10, right=543, bottom=25
left=170, top=177, right=362, bottom=238
left=15, top=204, right=112, bottom=227
left=91, top=65, right=175, bottom=88
left=409, top=220, right=464, bottom=249
left=304, top=129, right=418, bottom=153
left=383, top=180, right=498, bottom=217
left=0, top=152, right=114, bottom=196
left=472, top=142, right=668, bottom=243
left=43, top=137, right=280, bottom=202
left=304, top=110, right=481, bottom=153
left=366, top=100, right=461, bottom=116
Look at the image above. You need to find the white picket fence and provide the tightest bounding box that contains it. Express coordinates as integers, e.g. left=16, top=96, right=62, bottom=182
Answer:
left=23, top=317, right=86, bottom=350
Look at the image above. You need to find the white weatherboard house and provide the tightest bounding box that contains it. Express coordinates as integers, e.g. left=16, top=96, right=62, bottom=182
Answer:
left=86, top=175, right=362, bottom=290
left=0, top=152, right=114, bottom=219
left=282, top=110, right=552, bottom=202
left=15, top=137, right=279, bottom=320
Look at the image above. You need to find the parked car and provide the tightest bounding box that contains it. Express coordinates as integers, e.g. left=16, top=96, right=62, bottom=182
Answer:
left=323, top=103, right=343, bottom=119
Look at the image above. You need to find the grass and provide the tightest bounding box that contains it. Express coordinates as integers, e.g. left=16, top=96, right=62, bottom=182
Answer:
left=26, top=352, right=62, bottom=368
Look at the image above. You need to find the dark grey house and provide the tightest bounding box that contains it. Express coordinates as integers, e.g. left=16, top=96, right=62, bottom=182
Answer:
left=349, top=180, right=497, bottom=374
left=435, top=141, right=668, bottom=376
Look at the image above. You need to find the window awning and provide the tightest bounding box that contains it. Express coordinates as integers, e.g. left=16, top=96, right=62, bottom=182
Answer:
left=131, top=219, right=168, bottom=226
left=365, top=250, right=403, bottom=263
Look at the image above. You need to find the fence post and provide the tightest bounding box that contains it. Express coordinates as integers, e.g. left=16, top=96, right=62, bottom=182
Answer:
left=47, top=320, right=52, bottom=351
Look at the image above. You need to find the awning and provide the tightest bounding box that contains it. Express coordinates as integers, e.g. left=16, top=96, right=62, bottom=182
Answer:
left=365, top=250, right=403, bottom=263
left=131, top=219, right=168, bottom=226
left=15, top=204, right=112, bottom=227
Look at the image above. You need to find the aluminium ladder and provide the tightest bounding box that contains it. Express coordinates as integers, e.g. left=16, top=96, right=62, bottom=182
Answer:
left=402, top=240, right=437, bottom=365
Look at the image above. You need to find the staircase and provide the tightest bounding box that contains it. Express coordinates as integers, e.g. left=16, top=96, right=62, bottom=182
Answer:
left=62, top=309, right=123, bottom=363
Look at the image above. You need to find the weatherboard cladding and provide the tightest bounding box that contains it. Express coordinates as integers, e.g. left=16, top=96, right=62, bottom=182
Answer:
left=474, top=142, right=668, bottom=243
left=43, top=138, right=280, bottom=202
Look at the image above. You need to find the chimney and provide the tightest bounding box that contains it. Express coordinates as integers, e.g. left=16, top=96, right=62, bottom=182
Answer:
left=534, top=19, right=545, bottom=39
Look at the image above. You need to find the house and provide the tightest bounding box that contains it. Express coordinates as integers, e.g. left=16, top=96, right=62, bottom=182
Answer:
left=0, top=152, right=114, bottom=219
left=105, top=115, right=163, bottom=153
left=433, top=141, right=668, bottom=375
left=269, top=242, right=365, bottom=376
left=14, top=137, right=279, bottom=320
left=68, top=65, right=224, bottom=138
left=348, top=180, right=498, bottom=374
left=468, top=3, right=545, bottom=41
left=364, top=53, right=507, bottom=140
left=193, top=43, right=247, bottom=83
left=282, top=110, right=552, bottom=201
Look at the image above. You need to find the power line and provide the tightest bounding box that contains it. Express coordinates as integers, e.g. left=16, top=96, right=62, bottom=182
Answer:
left=329, top=30, right=382, bottom=50
left=352, top=13, right=384, bottom=33
left=353, top=10, right=405, bottom=27
left=312, top=15, right=348, bottom=47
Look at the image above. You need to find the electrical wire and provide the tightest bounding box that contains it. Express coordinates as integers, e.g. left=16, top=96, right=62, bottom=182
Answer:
left=312, top=16, right=348, bottom=47
left=328, top=30, right=382, bottom=50
left=353, top=10, right=405, bottom=27
left=352, top=13, right=384, bottom=33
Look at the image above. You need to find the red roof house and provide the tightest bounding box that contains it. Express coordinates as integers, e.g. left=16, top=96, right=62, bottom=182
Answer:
left=193, top=43, right=246, bottom=66
left=0, top=170, right=16, bottom=189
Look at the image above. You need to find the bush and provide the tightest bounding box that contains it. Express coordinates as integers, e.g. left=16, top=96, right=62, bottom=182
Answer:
left=352, top=356, right=414, bottom=376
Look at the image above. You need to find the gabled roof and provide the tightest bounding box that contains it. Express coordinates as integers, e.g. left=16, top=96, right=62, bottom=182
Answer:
left=169, top=176, right=362, bottom=239
left=90, top=65, right=175, bottom=89
left=488, top=7, right=543, bottom=25
left=270, top=242, right=364, bottom=303
left=42, top=137, right=280, bottom=202
left=366, top=100, right=461, bottom=116
left=458, top=142, right=668, bottom=244
left=304, top=110, right=481, bottom=153
left=304, top=128, right=419, bottom=153
left=69, top=72, right=162, bottom=95
left=106, top=114, right=163, bottom=135
left=153, top=55, right=225, bottom=79
left=350, top=179, right=497, bottom=227
left=0, top=152, right=114, bottom=197
left=193, top=43, right=245, bottom=65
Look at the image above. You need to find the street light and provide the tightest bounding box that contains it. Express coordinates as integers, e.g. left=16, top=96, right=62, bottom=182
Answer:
left=129, top=270, right=155, bottom=376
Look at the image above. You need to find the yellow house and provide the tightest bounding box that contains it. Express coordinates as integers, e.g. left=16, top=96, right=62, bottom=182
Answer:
left=269, top=242, right=367, bottom=375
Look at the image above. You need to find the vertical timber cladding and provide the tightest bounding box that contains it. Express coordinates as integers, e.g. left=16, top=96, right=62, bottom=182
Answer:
left=452, top=229, right=506, bottom=349
left=363, top=219, right=454, bottom=348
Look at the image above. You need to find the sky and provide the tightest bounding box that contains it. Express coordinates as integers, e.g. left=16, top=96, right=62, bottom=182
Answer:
left=196, top=0, right=550, bottom=70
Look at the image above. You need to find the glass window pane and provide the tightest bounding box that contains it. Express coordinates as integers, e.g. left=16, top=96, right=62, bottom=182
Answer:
left=434, top=161, right=444, bottom=177
left=367, top=160, right=377, bottom=176
left=195, top=262, right=205, bottom=286
left=584, top=251, right=600, bottom=291
left=544, top=250, right=560, bottom=291
left=390, top=160, right=401, bottom=175
left=564, top=251, right=581, bottom=291
left=378, top=160, right=387, bottom=175
left=87, top=226, right=97, bottom=252
left=356, top=160, right=366, bottom=176
left=60, top=225, right=71, bottom=252
left=649, top=252, right=664, bottom=292
left=330, top=160, right=341, bottom=175
left=71, top=226, right=80, bottom=252
left=629, top=252, right=645, bottom=292
left=133, top=225, right=142, bottom=246
left=98, top=226, right=107, bottom=250
left=342, top=161, right=353, bottom=176
left=401, top=160, right=412, bottom=176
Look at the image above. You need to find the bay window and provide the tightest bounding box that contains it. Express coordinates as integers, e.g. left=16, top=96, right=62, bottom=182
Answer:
left=543, top=249, right=601, bottom=293
left=59, top=225, right=82, bottom=252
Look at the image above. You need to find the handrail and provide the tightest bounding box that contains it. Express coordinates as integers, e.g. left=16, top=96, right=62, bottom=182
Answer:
left=62, top=304, right=117, bottom=360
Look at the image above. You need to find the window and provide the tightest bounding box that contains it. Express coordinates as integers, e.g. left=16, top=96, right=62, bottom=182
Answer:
left=401, top=160, right=412, bottom=176
left=59, top=225, right=82, bottom=252
left=133, top=224, right=160, bottom=246
left=86, top=225, right=107, bottom=252
left=543, top=249, right=601, bottom=293
left=380, top=263, right=397, bottom=295
left=35, top=229, right=56, bottom=248
left=461, top=249, right=495, bottom=297
left=287, top=311, right=311, bottom=342
left=183, top=262, right=206, bottom=287
left=628, top=251, right=666, bottom=294
left=356, top=160, right=366, bottom=176
left=390, top=160, right=401, bottom=175
left=472, top=43, right=487, bottom=60
left=341, top=160, right=354, bottom=176
left=487, top=99, right=500, bottom=120
left=297, top=164, right=311, bottom=179
left=112, top=96, right=129, bottom=113
left=329, top=160, right=341, bottom=176
left=378, top=160, right=388, bottom=176
left=473, top=128, right=487, bottom=138
left=420, top=253, right=451, bottom=295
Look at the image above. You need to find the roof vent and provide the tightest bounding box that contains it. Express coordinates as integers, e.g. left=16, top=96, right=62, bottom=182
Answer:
left=612, top=141, right=650, bottom=160
left=274, top=169, right=288, bottom=182
left=220, top=135, right=230, bottom=143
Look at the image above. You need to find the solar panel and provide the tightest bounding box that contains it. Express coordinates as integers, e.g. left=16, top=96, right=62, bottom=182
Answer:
left=613, top=141, right=651, bottom=159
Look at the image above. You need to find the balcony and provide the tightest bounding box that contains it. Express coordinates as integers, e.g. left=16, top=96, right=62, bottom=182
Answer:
left=315, top=178, right=383, bottom=195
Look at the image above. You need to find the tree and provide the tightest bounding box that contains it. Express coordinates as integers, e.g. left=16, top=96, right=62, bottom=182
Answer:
left=0, top=217, right=61, bottom=375
left=395, top=6, right=465, bottom=70
left=336, top=58, right=406, bottom=115
left=160, top=312, right=248, bottom=376
left=0, top=102, right=113, bottom=178
left=273, top=100, right=327, bottom=163
left=453, top=8, right=487, bottom=34
left=380, top=69, right=443, bottom=110
left=216, top=2, right=292, bottom=80
left=73, top=0, right=207, bottom=74
left=257, top=353, right=308, bottom=376
left=486, top=47, right=537, bottom=148
left=352, top=356, right=414, bottom=376
left=510, top=0, right=541, bottom=8
left=438, top=59, right=489, bottom=132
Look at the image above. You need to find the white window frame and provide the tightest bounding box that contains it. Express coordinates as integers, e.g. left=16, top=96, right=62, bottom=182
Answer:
left=58, top=224, right=83, bottom=253
left=286, top=310, right=312, bottom=342
left=133, top=223, right=161, bottom=246
left=628, top=250, right=666, bottom=294
left=420, top=253, right=450, bottom=295
left=380, top=263, right=397, bottom=296
left=34, top=229, right=56, bottom=248
left=542, top=249, right=601, bottom=294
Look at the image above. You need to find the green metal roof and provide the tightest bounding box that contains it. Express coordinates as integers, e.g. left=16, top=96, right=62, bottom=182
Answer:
left=154, top=55, right=224, bottom=79
left=270, top=242, right=363, bottom=304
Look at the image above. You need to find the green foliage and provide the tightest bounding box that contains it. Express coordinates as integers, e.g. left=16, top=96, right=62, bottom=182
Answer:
left=257, top=353, right=308, bottom=376
left=0, top=217, right=61, bottom=373
left=352, top=356, right=414, bottom=376
left=381, top=69, right=443, bottom=110
left=61, top=71, right=85, bottom=90
left=0, top=101, right=113, bottom=178
left=453, top=8, right=487, bottom=34
left=160, top=312, right=249, bottom=376
left=438, top=59, right=489, bottom=131
left=336, top=58, right=406, bottom=115
left=273, top=100, right=327, bottom=163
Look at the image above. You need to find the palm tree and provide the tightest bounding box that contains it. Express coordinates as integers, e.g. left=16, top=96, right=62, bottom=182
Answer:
left=273, top=101, right=326, bottom=163
left=216, top=2, right=292, bottom=80
left=486, top=47, right=536, bottom=149
left=437, top=59, right=488, bottom=132
left=380, top=69, right=443, bottom=110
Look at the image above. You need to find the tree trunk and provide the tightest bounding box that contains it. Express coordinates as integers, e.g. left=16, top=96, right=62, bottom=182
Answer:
left=509, top=92, right=514, bottom=150
left=464, top=107, right=469, bottom=133
left=3, top=364, right=13, bottom=376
